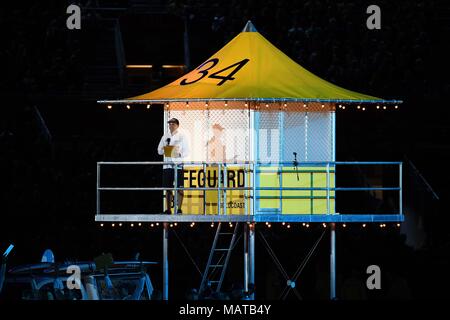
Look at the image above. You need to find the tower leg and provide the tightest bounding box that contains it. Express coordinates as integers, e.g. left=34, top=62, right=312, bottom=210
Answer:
left=249, top=223, right=255, bottom=300
left=244, top=224, right=249, bottom=293
left=163, top=222, right=169, bottom=300
left=330, top=222, right=336, bottom=300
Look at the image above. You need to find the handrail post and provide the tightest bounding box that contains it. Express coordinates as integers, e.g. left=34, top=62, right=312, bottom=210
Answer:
left=174, top=163, right=178, bottom=214
left=279, top=164, right=283, bottom=214
left=96, top=162, right=100, bottom=215
left=203, top=162, right=206, bottom=215
left=326, top=162, right=330, bottom=214
left=223, top=163, right=227, bottom=216
left=253, top=162, right=256, bottom=216
left=218, top=163, right=222, bottom=215
left=399, top=162, right=403, bottom=215
left=245, top=163, right=248, bottom=216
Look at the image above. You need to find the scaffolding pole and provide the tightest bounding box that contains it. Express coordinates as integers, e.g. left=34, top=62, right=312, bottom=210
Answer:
left=163, top=222, right=169, bottom=300
left=249, top=223, right=255, bottom=300
left=330, top=222, right=336, bottom=300
left=244, top=224, right=249, bottom=293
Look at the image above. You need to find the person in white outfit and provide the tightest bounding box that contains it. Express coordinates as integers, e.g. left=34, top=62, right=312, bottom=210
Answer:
left=157, top=118, right=190, bottom=214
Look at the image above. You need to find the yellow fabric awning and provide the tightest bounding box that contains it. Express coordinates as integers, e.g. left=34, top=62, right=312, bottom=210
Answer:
left=99, top=21, right=401, bottom=105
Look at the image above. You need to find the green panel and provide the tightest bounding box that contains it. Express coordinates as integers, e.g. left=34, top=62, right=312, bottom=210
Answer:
left=258, top=167, right=280, bottom=210
left=280, top=166, right=335, bottom=214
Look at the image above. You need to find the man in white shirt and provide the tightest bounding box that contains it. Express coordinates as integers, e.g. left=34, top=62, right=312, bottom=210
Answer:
left=157, top=118, right=190, bottom=214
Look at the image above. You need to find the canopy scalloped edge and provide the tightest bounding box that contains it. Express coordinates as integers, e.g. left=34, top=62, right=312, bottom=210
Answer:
left=97, top=98, right=403, bottom=104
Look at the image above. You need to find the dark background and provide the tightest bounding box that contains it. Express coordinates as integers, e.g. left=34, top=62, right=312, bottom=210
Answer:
left=0, top=0, right=449, bottom=300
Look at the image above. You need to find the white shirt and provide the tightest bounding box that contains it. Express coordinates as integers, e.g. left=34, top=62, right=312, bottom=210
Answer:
left=157, top=129, right=190, bottom=169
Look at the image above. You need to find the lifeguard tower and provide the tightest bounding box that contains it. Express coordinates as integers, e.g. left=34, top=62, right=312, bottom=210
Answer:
left=97, top=21, right=403, bottom=300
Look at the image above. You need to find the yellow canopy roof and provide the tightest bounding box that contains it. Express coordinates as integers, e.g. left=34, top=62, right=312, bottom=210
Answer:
left=100, top=21, right=401, bottom=105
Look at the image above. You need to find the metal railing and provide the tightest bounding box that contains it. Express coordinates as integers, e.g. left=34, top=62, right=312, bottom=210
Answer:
left=96, top=161, right=403, bottom=216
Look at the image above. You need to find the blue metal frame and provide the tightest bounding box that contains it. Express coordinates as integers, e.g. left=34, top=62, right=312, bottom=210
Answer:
left=95, top=161, right=404, bottom=223
left=95, top=214, right=404, bottom=223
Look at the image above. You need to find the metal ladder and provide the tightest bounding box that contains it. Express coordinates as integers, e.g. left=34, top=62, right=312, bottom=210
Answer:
left=199, top=222, right=240, bottom=295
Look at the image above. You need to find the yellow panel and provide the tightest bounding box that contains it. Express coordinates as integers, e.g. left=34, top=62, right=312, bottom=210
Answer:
left=281, top=166, right=313, bottom=214
left=258, top=167, right=280, bottom=211
left=179, top=165, right=335, bottom=215
left=180, top=166, right=249, bottom=215
left=281, top=166, right=335, bottom=214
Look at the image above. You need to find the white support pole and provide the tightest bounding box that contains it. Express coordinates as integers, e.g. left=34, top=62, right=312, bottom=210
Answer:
left=244, top=223, right=249, bottom=293
left=249, top=223, right=255, bottom=300
left=330, top=222, right=336, bottom=300
left=163, top=222, right=169, bottom=300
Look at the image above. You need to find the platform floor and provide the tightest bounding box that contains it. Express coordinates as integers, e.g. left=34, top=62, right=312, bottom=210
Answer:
left=95, top=214, right=404, bottom=223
